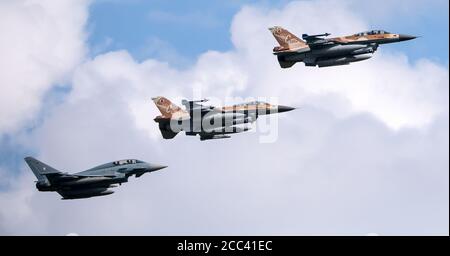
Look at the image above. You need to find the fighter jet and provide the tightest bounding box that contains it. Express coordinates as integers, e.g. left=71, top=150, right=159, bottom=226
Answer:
left=25, top=157, right=167, bottom=200
left=269, top=26, right=417, bottom=68
left=152, top=96, right=295, bottom=141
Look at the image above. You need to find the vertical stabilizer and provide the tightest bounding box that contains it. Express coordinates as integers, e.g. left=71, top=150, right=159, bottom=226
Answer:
left=24, top=157, right=61, bottom=182
left=269, top=26, right=308, bottom=51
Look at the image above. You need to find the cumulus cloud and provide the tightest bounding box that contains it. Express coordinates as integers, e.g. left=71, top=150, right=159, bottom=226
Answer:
left=0, top=0, right=89, bottom=134
left=0, top=0, right=448, bottom=235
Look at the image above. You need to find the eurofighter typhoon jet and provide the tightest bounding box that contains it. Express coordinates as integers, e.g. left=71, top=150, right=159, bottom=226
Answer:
left=25, top=157, right=167, bottom=199
left=269, top=26, right=416, bottom=68
left=152, top=96, right=295, bottom=141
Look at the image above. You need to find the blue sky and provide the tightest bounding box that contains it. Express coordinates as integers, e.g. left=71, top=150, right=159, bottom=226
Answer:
left=88, top=0, right=449, bottom=65
left=88, top=1, right=256, bottom=63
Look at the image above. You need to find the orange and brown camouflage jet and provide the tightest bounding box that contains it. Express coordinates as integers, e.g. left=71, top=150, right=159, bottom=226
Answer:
left=152, top=96, right=295, bottom=141
left=269, top=26, right=417, bottom=68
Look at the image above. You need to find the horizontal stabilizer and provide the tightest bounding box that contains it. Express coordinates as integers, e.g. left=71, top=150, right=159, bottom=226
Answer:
left=154, top=121, right=179, bottom=139
left=279, top=60, right=296, bottom=68
left=277, top=56, right=296, bottom=68
left=160, top=129, right=178, bottom=139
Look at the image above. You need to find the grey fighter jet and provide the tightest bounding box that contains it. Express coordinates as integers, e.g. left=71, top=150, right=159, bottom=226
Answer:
left=152, top=96, right=295, bottom=141
left=25, top=157, right=167, bottom=200
left=269, top=26, right=417, bottom=68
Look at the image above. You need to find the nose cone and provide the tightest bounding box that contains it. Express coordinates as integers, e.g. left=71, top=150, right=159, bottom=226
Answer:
left=277, top=105, right=296, bottom=113
left=147, top=164, right=168, bottom=172
left=399, top=34, right=417, bottom=42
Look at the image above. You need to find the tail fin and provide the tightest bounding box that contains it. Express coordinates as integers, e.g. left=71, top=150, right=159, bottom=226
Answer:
left=24, top=157, right=61, bottom=182
left=151, top=96, right=187, bottom=119
left=269, top=26, right=307, bottom=51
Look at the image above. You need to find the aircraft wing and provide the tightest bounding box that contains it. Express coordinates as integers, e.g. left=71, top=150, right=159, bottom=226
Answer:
left=25, top=157, right=116, bottom=184
left=49, top=172, right=118, bottom=183
left=40, top=172, right=79, bottom=183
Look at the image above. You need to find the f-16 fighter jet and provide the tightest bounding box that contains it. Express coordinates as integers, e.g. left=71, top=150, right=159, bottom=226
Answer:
left=269, top=26, right=416, bottom=68
left=25, top=157, right=167, bottom=200
left=152, top=96, right=295, bottom=141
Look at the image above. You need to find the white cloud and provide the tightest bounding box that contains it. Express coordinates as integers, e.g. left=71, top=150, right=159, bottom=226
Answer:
left=0, top=0, right=448, bottom=235
left=0, top=170, right=45, bottom=235
left=0, top=0, right=89, bottom=134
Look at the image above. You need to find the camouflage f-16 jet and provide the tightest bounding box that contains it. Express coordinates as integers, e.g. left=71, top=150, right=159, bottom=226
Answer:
left=152, top=96, right=295, bottom=141
left=269, top=26, right=417, bottom=68
left=25, top=157, right=167, bottom=199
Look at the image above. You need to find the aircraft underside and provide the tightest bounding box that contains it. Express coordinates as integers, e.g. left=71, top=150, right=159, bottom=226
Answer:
left=36, top=177, right=126, bottom=199
left=278, top=44, right=378, bottom=68
left=156, top=113, right=256, bottom=141
left=58, top=187, right=115, bottom=200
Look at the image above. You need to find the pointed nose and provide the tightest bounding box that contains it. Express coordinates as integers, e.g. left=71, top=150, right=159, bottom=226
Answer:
left=147, top=164, right=168, bottom=172
left=399, top=34, right=417, bottom=42
left=277, top=105, right=296, bottom=113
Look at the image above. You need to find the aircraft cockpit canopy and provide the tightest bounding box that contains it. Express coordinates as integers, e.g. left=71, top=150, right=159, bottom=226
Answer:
left=113, top=159, right=139, bottom=165
left=354, top=30, right=390, bottom=36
